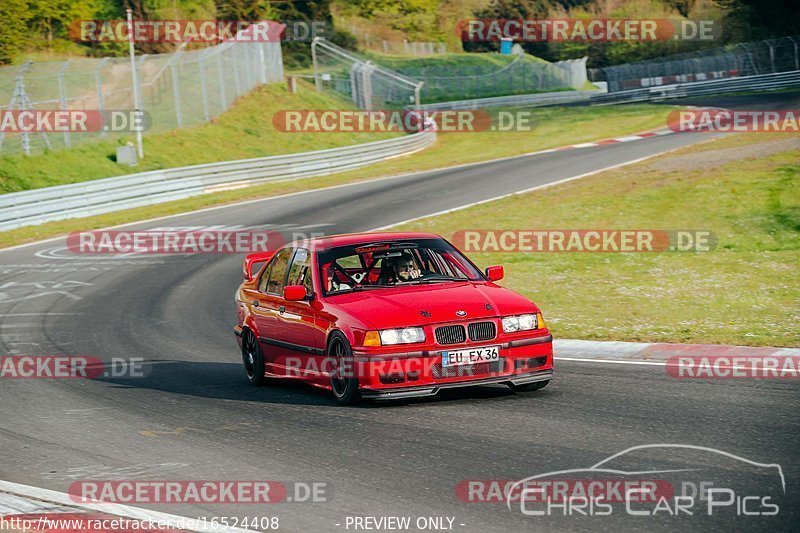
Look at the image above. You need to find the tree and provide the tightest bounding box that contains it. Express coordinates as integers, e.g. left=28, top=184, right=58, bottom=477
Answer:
left=0, top=0, right=27, bottom=64
left=27, top=0, right=99, bottom=44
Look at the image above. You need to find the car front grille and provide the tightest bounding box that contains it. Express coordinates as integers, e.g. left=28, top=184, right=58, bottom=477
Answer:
left=468, top=321, right=496, bottom=341
left=435, top=325, right=466, bottom=345
left=432, top=359, right=505, bottom=379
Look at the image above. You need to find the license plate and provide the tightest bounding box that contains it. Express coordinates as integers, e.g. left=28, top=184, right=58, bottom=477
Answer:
left=441, top=346, right=500, bottom=367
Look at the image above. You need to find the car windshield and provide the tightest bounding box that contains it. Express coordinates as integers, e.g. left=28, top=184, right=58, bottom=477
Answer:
left=318, top=238, right=484, bottom=295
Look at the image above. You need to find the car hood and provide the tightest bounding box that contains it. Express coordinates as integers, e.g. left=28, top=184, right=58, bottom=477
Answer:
left=325, top=281, right=539, bottom=330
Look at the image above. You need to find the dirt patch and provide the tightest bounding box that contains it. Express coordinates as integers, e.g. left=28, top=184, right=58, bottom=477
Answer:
left=648, top=137, right=800, bottom=172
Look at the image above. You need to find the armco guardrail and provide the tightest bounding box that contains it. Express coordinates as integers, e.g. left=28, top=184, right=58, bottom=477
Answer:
left=412, top=89, right=602, bottom=110
left=0, top=131, right=436, bottom=231
left=589, top=70, right=800, bottom=105
left=415, top=70, right=800, bottom=110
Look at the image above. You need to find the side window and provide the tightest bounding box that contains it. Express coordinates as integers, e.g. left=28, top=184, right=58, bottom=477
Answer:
left=262, top=247, right=293, bottom=295
left=287, top=248, right=314, bottom=296
left=257, top=262, right=273, bottom=293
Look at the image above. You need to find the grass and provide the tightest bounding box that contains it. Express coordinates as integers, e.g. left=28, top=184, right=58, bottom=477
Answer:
left=0, top=103, right=673, bottom=249
left=394, top=133, right=800, bottom=347
left=0, top=81, right=399, bottom=194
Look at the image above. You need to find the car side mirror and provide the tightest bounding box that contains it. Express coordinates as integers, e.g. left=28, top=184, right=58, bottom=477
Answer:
left=284, top=285, right=309, bottom=301
left=485, top=265, right=504, bottom=282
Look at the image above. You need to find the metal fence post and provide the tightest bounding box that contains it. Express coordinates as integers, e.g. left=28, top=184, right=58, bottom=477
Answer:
left=58, top=60, right=71, bottom=148
left=199, top=60, right=210, bottom=122
left=232, top=45, right=242, bottom=97
left=311, top=38, right=322, bottom=93
left=216, top=52, right=227, bottom=108
left=127, top=8, right=144, bottom=158
left=769, top=43, right=776, bottom=73
left=361, top=62, right=372, bottom=110
left=96, top=58, right=110, bottom=137
left=245, top=44, right=254, bottom=89
left=258, top=43, right=267, bottom=84
left=170, top=62, right=182, bottom=127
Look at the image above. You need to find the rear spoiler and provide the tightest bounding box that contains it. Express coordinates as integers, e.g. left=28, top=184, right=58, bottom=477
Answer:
left=243, top=251, right=277, bottom=281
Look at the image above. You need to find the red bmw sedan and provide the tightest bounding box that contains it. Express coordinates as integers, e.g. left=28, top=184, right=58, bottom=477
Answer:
left=234, top=232, right=553, bottom=404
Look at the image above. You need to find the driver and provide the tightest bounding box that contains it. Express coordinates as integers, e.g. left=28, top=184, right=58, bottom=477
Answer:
left=383, top=252, right=421, bottom=284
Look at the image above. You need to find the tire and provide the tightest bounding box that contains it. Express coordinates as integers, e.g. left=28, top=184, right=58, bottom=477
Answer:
left=509, top=380, right=550, bottom=393
left=242, top=330, right=267, bottom=386
left=328, top=332, right=361, bottom=405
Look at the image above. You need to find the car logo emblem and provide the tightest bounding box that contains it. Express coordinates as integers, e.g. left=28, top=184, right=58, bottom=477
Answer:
left=456, top=310, right=467, bottom=317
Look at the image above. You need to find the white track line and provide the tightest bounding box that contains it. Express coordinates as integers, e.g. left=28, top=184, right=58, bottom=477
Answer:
left=555, top=357, right=667, bottom=366
left=0, top=480, right=252, bottom=532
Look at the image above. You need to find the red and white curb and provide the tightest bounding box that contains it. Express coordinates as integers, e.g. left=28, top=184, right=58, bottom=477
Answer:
left=554, top=339, right=800, bottom=366
left=0, top=480, right=251, bottom=532
left=546, top=128, right=675, bottom=152
left=538, top=106, right=728, bottom=153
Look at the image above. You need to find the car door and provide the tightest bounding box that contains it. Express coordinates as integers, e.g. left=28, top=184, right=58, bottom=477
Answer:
left=272, top=247, right=328, bottom=379
left=244, top=246, right=294, bottom=373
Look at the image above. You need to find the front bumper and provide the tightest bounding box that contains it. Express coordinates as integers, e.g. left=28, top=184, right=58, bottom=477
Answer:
left=353, top=333, right=553, bottom=398
left=360, top=368, right=554, bottom=400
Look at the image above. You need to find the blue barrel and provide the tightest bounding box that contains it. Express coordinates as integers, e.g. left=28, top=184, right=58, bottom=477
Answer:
left=500, top=38, right=513, bottom=55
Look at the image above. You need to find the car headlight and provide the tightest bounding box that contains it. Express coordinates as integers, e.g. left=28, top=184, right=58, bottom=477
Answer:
left=502, top=314, right=538, bottom=333
left=379, top=327, right=426, bottom=345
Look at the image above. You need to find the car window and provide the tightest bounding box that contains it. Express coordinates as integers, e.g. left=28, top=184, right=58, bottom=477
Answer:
left=286, top=248, right=314, bottom=295
left=261, top=247, right=293, bottom=295
left=318, top=238, right=483, bottom=295
left=257, top=261, right=273, bottom=293
left=336, top=254, right=362, bottom=269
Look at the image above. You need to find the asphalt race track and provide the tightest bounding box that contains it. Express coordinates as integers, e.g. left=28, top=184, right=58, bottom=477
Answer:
left=1, top=120, right=798, bottom=532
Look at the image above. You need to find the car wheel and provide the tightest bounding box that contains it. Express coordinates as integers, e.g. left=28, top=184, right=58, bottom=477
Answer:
left=328, top=332, right=361, bottom=405
left=509, top=380, right=550, bottom=393
left=242, top=330, right=267, bottom=386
